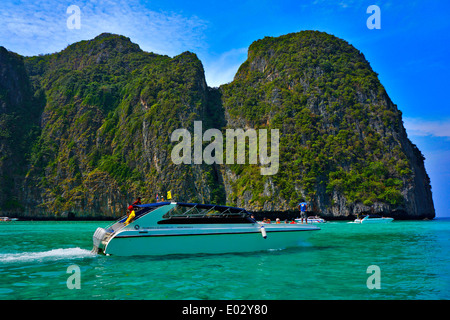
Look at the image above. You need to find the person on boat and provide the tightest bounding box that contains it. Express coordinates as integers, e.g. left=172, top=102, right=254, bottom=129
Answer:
left=298, top=200, right=308, bottom=224
left=124, top=205, right=136, bottom=226
left=290, top=220, right=296, bottom=224
left=276, top=218, right=281, bottom=224
left=132, top=197, right=141, bottom=206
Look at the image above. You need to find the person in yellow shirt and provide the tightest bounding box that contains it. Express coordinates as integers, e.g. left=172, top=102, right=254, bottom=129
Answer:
left=124, top=205, right=135, bottom=226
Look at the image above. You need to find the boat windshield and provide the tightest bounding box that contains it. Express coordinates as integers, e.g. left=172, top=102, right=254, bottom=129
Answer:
left=163, top=203, right=248, bottom=219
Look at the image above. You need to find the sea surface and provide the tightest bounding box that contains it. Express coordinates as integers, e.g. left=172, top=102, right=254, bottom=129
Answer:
left=1, top=218, right=449, bottom=300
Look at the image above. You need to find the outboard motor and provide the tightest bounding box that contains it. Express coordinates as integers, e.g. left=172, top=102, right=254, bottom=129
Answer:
left=92, top=227, right=108, bottom=254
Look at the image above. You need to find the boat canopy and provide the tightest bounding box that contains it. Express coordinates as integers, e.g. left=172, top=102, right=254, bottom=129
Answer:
left=136, top=202, right=249, bottom=214
left=165, top=203, right=252, bottom=224
left=175, top=202, right=248, bottom=214
left=136, top=201, right=247, bottom=213
left=133, top=202, right=252, bottom=224
left=135, top=202, right=172, bottom=209
left=366, top=214, right=382, bottom=219
left=111, top=202, right=252, bottom=232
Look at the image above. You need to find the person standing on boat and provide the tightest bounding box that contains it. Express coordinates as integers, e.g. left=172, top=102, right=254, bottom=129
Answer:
left=124, top=205, right=136, bottom=226
left=298, top=200, right=308, bottom=224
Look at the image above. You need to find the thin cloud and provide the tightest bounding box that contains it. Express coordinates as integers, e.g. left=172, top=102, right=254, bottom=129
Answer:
left=404, top=117, right=450, bottom=139
left=0, top=0, right=208, bottom=57
left=1, top=0, right=245, bottom=88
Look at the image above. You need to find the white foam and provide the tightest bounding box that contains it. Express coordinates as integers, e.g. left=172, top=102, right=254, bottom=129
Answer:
left=0, top=247, right=96, bottom=264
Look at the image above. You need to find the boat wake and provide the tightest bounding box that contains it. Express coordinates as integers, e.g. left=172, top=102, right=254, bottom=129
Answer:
left=0, top=247, right=96, bottom=264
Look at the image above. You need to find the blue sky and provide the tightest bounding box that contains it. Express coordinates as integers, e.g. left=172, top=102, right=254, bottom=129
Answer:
left=1, top=0, right=449, bottom=217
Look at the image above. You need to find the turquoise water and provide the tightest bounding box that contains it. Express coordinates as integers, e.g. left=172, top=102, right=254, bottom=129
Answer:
left=1, top=219, right=449, bottom=300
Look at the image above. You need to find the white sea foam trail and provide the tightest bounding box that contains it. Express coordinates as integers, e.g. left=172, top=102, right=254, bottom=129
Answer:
left=0, top=247, right=96, bottom=263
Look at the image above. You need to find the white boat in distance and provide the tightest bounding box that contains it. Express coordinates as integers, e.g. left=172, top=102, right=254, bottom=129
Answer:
left=0, top=217, right=18, bottom=222
left=295, top=216, right=326, bottom=224
left=352, top=214, right=394, bottom=224
left=92, top=202, right=320, bottom=256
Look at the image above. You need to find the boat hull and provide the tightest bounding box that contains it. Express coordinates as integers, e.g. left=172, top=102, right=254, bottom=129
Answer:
left=104, top=224, right=319, bottom=256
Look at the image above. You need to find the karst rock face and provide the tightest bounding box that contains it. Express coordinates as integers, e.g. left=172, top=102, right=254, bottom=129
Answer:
left=0, top=31, right=434, bottom=220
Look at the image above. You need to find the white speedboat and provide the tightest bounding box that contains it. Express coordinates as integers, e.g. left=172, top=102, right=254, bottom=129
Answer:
left=295, top=216, right=326, bottom=224
left=0, top=217, right=18, bottom=222
left=352, top=214, right=394, bottom=224
left=92, top=202, right=320, bottom=256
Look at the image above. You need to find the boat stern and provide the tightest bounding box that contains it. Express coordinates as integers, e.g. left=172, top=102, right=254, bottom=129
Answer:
left=92, top=227, right=111, bottom=254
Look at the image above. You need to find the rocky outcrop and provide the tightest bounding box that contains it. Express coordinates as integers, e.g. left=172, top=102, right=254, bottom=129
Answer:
left=219, top=31, right=434, bottom=220
left=0, top=47, right=43, bottom=213
left=0, top=31, right=435, bottom=220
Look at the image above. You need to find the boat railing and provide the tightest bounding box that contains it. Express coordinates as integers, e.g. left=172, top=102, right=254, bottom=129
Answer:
left=179, top=204, right=201, bottom=216
left=164, top=204, right=248, bottom=219
left=104, top=215, right=128, bottom=233
left=108, top=205, right=170, bottom=232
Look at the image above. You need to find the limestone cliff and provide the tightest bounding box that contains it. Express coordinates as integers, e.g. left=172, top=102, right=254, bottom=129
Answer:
left=0, top=31, right=434, bottom=219
left=220, top=31, right=434, bottom=219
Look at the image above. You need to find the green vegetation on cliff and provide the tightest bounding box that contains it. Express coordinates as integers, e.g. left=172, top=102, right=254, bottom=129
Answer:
left=0, top=47, right=43, bottom=211
left=0, top=31, right=434, bottom=219
left=19, top=33, right=223, bottom=216
left=221, top=31, right=413, bottom=212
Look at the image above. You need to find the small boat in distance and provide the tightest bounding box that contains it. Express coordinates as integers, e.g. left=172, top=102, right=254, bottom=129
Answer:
left=352, top=214, right=394, bottom=224
left=0, top=217, right=18, bottom=222
left=295, top=216, right=326, bottom=224
left=92, top=202, right=320, bottom=256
